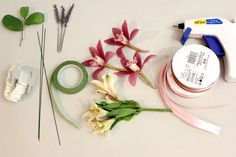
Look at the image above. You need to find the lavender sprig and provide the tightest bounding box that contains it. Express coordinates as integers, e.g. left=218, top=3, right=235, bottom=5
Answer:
left=59, top=4, right=75, bottom=52
left=58, top=6, right=66, bottom=52
left=53, top=5, right=60, bottom=52
left=54, top=4, right=75, bottom=52
left=53, top=5, right=60, bottom=24
left=60, top=6, right=65, bottom=28
left=65, top=4, right=74, bottom=27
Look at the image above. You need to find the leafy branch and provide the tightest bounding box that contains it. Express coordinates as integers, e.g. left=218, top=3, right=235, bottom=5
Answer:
left=2, top=6, right=45, bottom=46
left=83, top=74, right=172, bottom=135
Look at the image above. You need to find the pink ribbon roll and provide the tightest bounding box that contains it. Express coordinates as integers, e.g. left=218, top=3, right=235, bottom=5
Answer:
left=158, top=64, right=221, bottom=135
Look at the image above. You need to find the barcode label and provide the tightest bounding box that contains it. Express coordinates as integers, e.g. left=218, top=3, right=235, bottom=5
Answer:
left=187, top=51, right=198, bottom=64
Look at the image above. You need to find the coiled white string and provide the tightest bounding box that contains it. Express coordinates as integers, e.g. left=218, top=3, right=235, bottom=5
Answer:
left=4, top=65, right=35, bottom=102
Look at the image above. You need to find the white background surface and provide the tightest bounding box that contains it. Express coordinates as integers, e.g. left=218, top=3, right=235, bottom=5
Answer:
left=1, top=0, right=236, bottom=157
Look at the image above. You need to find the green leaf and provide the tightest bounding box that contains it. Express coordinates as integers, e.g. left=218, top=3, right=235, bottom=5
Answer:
left=2, top=15, right=23, bottom=31
left=106, top=108, right=137, bottom=118
left=97, top=100, right=141, bottom=111
left=110, top=113, right=139, bottom=130
left=20, top=6, right=29, bottom=18
left=110, top=118, right=121, bottom=130
left=122, top=114, right=135, bottom=121
left=97, top=101, right=121, bottom=111
left=25, top=12, right=44, bottom=26
left=118, top=100, right=141, bottom=109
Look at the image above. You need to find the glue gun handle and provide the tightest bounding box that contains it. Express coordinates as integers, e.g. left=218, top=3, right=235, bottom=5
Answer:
left=218, top=34, right=236, bottom=82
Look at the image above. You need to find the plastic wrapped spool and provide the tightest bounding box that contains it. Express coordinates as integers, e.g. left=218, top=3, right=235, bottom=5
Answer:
left=4, top=65, right=38, bottom=102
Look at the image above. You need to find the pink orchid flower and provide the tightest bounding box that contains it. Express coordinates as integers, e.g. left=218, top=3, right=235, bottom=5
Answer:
left=104, top=20, right=149, bottom=56
left=82, top=40, right=115, bottom=80
left=116, top=51, right=156, bottom=87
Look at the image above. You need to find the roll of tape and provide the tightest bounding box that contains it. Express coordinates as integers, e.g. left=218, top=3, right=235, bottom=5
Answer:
left=51, top=61, right=88, bottom=94
left=50, top=60, right=88, bottom=128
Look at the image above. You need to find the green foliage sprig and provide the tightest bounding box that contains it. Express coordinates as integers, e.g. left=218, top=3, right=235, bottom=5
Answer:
left=83, top=74, right=172, bottom=135
left=2, top=6, right=45, bottom=46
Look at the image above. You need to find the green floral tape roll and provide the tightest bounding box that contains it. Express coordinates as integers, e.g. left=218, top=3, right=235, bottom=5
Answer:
left=51, top=60, right=88, bottom=94
left=50, top=60, right=88, bottom=128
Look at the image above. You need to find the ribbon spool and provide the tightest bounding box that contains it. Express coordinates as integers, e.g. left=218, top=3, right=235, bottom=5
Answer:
left=167, top=44, right=220, bottom=98
left=50, top=60, right=88, bottom=128
left=159, top=44, right=221, bottom=135
left=166, top=63, right=204, bottom=98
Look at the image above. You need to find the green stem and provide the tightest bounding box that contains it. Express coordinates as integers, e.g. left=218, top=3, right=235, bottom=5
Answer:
left=57, top=25, right=60, bottom=52
left=60, top=27, right=67, bottom=52
left=19, top=27, right=24, bottom=47
left=59, top=26, right=64, bottom=52
left=127, top=42, right=149, bottom=53
left=140, top=108, right=172, bottom=112
left=105, top=64, right=127, bottom=71
left=138, top=71, right=155, bottom=89
left=105, top=64, right=155, bottom=89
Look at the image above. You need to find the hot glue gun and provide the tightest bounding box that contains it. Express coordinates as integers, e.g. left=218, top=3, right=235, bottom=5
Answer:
left=174, top=17, right=236, bottom=82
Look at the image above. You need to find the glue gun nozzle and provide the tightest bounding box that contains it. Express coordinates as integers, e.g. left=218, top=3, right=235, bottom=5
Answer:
left=173, top=23, right=185, bottom=29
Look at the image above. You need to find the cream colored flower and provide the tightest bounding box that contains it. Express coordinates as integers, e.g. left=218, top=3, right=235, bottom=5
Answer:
left=83, top=101, right=107, bottom=122
left=83, top=101, right=115, bottom=135
left=91, top=74, right=118, bottom=101
left=90, top=118, right=115, bottom=135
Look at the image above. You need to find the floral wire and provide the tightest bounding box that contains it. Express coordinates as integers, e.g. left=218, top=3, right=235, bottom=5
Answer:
left=37, top=26, right=61, bottom=145
left=38, top=25, right=44, bottom=141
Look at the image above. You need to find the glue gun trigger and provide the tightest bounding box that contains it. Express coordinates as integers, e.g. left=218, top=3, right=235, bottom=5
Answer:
left=203, top=35, right=225, bottom=57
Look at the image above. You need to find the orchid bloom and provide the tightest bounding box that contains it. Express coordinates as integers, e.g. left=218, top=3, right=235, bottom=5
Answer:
left=104, top=20, right=149, bottom=56
left=82, top=40, right=115, bottom=80
left=116, top=51, right=156, bottom=87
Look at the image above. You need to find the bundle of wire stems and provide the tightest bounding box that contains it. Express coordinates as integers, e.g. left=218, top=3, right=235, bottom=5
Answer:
left=37, top=25, right=61, bottom=145
left=53, top=4, right=74, bottom=52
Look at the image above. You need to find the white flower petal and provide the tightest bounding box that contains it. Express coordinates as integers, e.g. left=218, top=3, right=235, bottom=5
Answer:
left=91, top=80, right=107, bottom=92
left=103, top=74, right=116, bottom=95
left=96, top=89, right=108, bottom=95
left=90, top=118, right=115, bottom=135
left=83, top=101, right=108, bottom=122
left=91, top=74, right=118, bottom=101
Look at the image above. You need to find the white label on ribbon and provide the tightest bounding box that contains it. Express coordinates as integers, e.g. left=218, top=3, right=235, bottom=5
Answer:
left=172, top=44, right=220, bottom=90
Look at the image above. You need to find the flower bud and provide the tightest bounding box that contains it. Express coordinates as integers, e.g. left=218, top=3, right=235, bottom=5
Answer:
left=126, top=61, right=140, bottom=72
left=114, top=34, right=129, bottom=45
